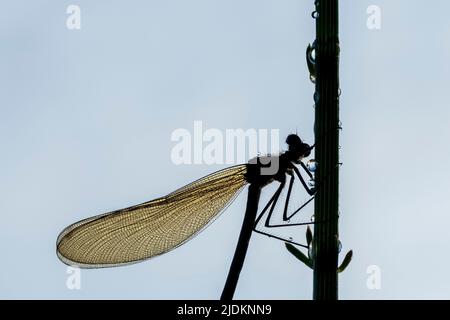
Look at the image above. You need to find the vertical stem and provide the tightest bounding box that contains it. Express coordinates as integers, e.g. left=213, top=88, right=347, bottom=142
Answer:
left=313, top=0, right=340, bottom=300
left=221, top=184, right=261, bottom=300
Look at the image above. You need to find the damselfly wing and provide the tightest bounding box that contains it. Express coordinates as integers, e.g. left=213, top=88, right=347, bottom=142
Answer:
left=57, top=165, right=248, bottom=267
left=57, top=134, right=316, bottom=273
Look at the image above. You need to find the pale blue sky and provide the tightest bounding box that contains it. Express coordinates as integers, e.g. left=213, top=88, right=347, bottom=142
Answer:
left=1, top=0, right=450, bottom=299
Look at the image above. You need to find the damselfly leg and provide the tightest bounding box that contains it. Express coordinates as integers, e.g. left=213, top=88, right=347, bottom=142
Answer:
left=252, top=163, right=316, bottom=248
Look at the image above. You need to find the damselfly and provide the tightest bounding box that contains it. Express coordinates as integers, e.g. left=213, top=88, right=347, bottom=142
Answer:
left=56, top=134, right=316, bottom=299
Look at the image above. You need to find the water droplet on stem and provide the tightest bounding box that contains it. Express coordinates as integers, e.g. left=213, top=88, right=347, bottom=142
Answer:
left=307, top=159, right=318, bottom=172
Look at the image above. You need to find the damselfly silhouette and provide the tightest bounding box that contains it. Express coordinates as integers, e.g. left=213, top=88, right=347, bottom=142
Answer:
left=56, top=134, right=316, bottom=299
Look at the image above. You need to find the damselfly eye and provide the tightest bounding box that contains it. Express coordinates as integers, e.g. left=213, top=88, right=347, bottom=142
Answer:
left=306, top=159, right=318, bottom=172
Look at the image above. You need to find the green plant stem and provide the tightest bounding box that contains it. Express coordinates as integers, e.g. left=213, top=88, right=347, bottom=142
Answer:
left=313, top=0, right=340, bottom=300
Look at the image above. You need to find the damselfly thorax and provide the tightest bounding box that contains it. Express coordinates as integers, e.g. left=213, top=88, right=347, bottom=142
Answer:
left=246, top=152, right=307, bottom=186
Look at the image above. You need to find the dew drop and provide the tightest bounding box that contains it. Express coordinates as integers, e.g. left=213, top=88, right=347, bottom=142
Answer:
left=310, top=215, right=315, bottom=222
left=313, top=92, right=320, bottom=103
left=308, top=179, right=316, bottom=188
left=337, top=240, right=342, bottom=253
left=306, top=159, right=318, bottom=172
left=311, top=11, right=319, bottom=19
left=308, top=242, right=316, bottom=259
left=311, top=48, right=316, bottom=61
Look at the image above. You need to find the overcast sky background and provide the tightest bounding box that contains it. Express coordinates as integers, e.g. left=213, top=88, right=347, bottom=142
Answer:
left=1, top=0, right=450, bottom=299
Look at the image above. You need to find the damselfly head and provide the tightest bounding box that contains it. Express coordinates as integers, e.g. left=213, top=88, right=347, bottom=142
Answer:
left=286, top=134, right=314, bottom=162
